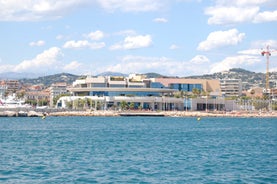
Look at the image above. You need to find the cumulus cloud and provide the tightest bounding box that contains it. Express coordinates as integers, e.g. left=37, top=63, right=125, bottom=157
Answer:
left=13, top=47, right=63, bottom=72
left=210, top=55, right=261, bottom=73
left=205, top=6, right=259, bottom=25
left=205, top=0, right=277, bottom=24
left=110, top=35, right=152, bottom=50
left=104, top=55, right=185, bottom=75
left=29, top=40, right=45, bottom=47
left=214, top=0, right=268, bottom=6
left=238, top=40, right=277, bottom=56
left=0, top=0, right=166, bottom=21
left=197, top=29, right=245, bottom=51
left=87, top=30, right=104, bottom=40
left=169, top=44, right=180, bottom=50
left=99, top=55, right=211, bottom=76
left=190, top=55, right=210, bottom=64
left=0, top=0, right=89, bottom=21
left=63, top=61, right=83, bottom=71
left=97, top=0, right=163, bottom=12
left=253, top=10, right=277, bottom=23
left=63, top=40, right=105, bottom=49
left=153, top=17, right=168, bottom=23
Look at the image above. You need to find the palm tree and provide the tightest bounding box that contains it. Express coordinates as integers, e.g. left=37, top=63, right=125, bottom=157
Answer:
left=192, top=88, right=200, bottom=98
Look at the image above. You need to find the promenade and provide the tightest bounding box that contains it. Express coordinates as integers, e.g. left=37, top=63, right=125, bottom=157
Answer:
left=1, top=108, right=277, bottom=118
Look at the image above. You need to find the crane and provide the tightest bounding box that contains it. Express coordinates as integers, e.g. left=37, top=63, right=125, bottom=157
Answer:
left=261, top=45, right=276, bottom=93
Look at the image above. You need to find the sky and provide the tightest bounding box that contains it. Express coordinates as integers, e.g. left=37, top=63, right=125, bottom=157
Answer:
left=0, top=0, right=276, bottom=77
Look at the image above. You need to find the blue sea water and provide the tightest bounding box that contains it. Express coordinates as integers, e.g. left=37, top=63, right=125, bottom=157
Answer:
left=0, top=116, right=276, bottom=183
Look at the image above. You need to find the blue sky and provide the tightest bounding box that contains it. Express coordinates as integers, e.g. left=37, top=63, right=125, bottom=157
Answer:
left=0, top=0, right=276, bottom=77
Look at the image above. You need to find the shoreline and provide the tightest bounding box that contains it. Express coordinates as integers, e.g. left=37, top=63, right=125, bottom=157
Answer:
left=1, top=109, right=276, bottom=118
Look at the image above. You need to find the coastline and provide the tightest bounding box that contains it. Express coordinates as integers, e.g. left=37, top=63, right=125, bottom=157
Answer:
left=1, top=109, right=276, bottom=118
left=48, top=110, right=277, bottom=118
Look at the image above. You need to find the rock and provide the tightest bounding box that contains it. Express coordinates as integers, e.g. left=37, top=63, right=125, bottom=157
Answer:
left=28, top=111, right=43, bottom=117
left=18, top=111, right=28, bottom=117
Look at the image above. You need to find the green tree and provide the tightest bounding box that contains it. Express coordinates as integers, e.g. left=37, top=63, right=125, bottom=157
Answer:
left=192, top=88, right=201, bottom=98
left=129, top=102, right=135, bottom=110
left=120, top=101, right=128, bottom=110
left=53, top=94, right=70, bottom=106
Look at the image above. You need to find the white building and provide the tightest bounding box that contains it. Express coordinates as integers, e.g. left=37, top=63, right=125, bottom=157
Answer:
left=220, top=79, right=242, bottom=97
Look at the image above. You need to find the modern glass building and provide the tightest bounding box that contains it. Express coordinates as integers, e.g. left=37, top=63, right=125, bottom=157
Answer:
left=57, top=75, right=225, bottom=111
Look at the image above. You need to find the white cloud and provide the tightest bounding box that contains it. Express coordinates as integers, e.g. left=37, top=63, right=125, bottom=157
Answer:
left=104, top=55, right=185, bottom=75
left=29, top=40, right=45, bottom=47
left=190, top=55, right=210, bottom=64
left=0, top=0, right=89, bottom=21
left=63, top=40, right=105, bottom=49
left=197, top=29, right=245, bottom=51
left=0, top=64, right=14, bottom=73
left=238, top=49, right=262, bottom=55
left=238, top=40, right=277, bottom=56
left=100, top=55, right=211, bottom=76
left=210, top=55, right=261, bottom=73
left=63, top=61, right=83, bottom=71
left=253, top=10, right=277, bottom=23
left=153, top=17, right=168, bottom=23
left=214, top=0, right=268, bottom=6
left=97, top=0, right=164, bottom=12
left=169, top=44, right=180, bottom=50
left=13, top=47, right=63, bottom=72
left=110, top=35, right=152, bottom=50
left=87, top=30, right=104, bottom=40
left=205, top=6, right=259, bottom=25
left=0, top=0, right=169, bottom=21
left=251, top=40, right=277, bottom=48
left=205, top=0, right=277, bottom=24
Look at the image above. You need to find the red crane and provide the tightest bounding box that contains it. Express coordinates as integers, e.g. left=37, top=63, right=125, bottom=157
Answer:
left=261, top=45, right=276, bottom=93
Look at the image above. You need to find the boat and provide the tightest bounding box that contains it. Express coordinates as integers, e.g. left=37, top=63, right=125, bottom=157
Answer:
left=0, top=94, right=32, bottom=108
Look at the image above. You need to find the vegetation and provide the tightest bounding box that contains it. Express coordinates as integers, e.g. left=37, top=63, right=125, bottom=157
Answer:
left=19, top=73, right=79, bottom=87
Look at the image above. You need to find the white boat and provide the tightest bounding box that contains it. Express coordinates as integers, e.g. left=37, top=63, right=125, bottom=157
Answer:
left=0, top=94, right=31, bottom=108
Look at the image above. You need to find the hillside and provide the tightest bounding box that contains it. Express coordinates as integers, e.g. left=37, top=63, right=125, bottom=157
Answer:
left=4, top=68, right=277, bottom=90
left=186, top=68, right=277, bottom=90
left=19, top=73, right=80, bottom=86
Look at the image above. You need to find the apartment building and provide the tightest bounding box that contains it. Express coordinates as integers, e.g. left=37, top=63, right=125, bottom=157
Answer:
left=220, top=79, right=242, bottom=97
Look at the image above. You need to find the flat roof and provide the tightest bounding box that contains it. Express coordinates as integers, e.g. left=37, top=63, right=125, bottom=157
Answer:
left=68, top=87, right=177, bottom=93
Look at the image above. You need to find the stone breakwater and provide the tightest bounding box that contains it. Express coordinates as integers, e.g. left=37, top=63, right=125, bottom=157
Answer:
left=49, top=110, right=277, bottom=118
left=0, top=110, right=43, bottom=117
left=1, top=110, right=277, bottom=118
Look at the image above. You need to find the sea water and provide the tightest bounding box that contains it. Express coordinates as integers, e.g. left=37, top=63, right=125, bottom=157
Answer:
left=0, top=116, right=276, bottom=183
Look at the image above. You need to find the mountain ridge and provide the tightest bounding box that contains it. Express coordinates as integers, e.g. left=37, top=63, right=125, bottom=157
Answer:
left=1, top=68, right=276, bottom=90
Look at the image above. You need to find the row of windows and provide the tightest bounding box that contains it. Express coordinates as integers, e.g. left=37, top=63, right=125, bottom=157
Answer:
left=89, top=91, right=161, bottom=97
left=170, top=83, right=202, bottom=92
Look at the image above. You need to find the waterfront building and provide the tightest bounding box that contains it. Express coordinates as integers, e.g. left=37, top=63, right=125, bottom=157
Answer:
left=220, top=79, right=242, bottom=97
left=152, top=78, right=222, bottom=97
left=57, top=74, right=230, bottom=111
left=0, top=80, right=21, bottom=97
left=50, top=82, right=68, bottom=107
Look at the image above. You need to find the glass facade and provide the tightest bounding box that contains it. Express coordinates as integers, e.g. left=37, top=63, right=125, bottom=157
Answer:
left=150, top=82, right=165, bottom=88
left=170, top=83, right=202, bottom=92
left=90, top=91, right=161, bottom=97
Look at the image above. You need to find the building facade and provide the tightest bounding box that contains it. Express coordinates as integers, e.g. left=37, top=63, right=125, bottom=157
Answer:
left=57, top=75, right=228, bottom=111
left=220, top=79, right=242, bottom=97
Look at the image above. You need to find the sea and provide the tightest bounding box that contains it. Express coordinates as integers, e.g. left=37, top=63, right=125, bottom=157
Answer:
left=0, top=116, right=276, bottom=183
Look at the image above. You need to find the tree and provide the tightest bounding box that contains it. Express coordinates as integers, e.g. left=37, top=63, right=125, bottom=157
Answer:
left=120, top=101, right=128, bottom=110
left=129, top=102, right=135, bottom=110
left=192, top=88, right=201, bottom=98
left=53, top=94, right=70, bottom=106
